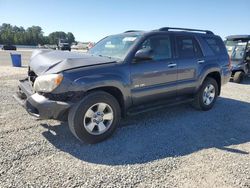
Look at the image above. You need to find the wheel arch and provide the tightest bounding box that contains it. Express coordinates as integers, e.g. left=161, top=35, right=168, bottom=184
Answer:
left=86, top=86, right=127, bottom=117
left=200, top=71, right=221, bottom=95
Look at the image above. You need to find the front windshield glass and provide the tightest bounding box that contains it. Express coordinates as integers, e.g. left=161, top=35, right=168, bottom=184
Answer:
left=88, top=34, right=141, bottom=60
left=59, top=39, right=68, bottom=43
left=226, top=40, right=247, bottom=60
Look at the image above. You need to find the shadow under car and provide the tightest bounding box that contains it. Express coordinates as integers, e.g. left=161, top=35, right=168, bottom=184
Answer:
left=41, top=97, right=250, bottom=165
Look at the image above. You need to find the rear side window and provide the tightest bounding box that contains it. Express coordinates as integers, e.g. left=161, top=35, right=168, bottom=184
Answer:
left=176, top=36, right=203, bottom=58
left=204, top=37, right=226, bottom=55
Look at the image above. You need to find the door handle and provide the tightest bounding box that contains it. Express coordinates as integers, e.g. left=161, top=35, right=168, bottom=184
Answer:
left=197, top=60, right=205, bottom=64
left=168, top=63, right=177, bottom=68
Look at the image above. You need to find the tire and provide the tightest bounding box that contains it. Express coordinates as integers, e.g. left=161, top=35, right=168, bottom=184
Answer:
left=233, top=71, right=244, bottom=83
left=192, top=77, right=218, bottom=111
left=68, top=91, right=121, bottom=144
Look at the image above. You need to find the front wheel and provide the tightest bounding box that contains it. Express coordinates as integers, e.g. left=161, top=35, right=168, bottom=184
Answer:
left=192, top=77, right=218, bottom=111
left=68, top=91, right=121, bottom=144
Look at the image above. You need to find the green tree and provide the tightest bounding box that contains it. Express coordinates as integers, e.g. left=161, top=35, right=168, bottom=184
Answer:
left=0, top=23, right=76, bottom=46
left=48, top=31, right=67, bottom=44
left=40, top=36, right=50, bottom=45
left=67, top=32, right=75, bottom=45
left=25, top=26, right=43, bottom=45
left=0, top=23, right=14, bottom=44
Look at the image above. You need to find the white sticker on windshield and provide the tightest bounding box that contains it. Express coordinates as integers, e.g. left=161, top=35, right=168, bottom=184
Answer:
left=105, top=44, right=115, bottom=48
left=123, top=37, right=137, bottom=42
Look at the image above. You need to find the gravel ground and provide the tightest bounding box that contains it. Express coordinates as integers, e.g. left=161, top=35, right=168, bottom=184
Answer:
left=0, top=65, right=250, bottom=188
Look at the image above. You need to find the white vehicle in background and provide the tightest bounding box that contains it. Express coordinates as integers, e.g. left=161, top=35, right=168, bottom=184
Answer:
left=225, top=35, right=250, bottom=83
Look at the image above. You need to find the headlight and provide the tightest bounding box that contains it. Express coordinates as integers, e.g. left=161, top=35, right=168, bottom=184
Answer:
left=33, top=74, right=63, bottom=92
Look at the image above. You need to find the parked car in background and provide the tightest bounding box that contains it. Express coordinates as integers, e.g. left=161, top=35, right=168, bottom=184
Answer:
left=57, top=39, right=71, bottom=51
left=225, top=35, right=250, bottom=83
left=14, top=27, right=231, bottom=144
left=2, top=44, right=17, bottom=50
left=42, top=44, right=57, bottom=50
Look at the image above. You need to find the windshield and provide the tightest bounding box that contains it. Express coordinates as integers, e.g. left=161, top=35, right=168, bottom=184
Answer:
left=226, top=40, right=247, bottom=60
left=88, top=34, right=141, bottom=60
left=59, top=39, right=68, bottom=43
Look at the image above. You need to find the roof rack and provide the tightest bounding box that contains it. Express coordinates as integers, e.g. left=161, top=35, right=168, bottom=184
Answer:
left=124, top=30, right=142, bottom=33
left=226, top=35, right=250, bottom=40
left=158, top=27, right=214, bottom=35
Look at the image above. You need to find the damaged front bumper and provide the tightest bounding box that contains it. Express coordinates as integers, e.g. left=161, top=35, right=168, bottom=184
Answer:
left=13, top=78, right=71, bottom=120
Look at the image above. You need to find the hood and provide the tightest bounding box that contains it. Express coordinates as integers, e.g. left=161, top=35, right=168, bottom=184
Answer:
left=29, top=50, right=116, bottom=75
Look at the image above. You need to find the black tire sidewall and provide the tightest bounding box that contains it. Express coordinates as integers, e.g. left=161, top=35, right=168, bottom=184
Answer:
left=198, top=78, right=218, bottom=111
left=69, top=92, right=121, bottom=144
left=233, top=71, right=244, bottom=83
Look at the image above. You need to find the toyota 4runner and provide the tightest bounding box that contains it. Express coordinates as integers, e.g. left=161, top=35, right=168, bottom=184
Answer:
left=14, top=27, right=231, bottom=143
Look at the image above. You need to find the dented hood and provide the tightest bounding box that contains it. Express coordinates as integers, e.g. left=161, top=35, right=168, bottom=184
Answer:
left=29, top=50, right=116, bottom=76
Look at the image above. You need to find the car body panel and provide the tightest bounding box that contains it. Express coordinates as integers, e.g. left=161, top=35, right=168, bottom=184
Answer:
left=130, top=58, right=178, bottom=105
left=29, top=50, right=117, bottom=76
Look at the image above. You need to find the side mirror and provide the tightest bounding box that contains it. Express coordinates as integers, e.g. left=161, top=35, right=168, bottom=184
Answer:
left=134, top=48, right=153, bottom=62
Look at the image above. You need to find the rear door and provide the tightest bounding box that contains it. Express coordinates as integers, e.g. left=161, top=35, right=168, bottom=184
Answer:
left=175, top=34, right=204, bottom=95
left=130, top=34, right=178, bottom=105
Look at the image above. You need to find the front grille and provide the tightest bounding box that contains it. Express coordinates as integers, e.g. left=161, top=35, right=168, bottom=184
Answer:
left=28, top=67, right=37, bottom=85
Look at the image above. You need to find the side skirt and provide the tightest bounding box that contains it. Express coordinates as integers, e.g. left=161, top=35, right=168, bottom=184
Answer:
left=127, top=96, right=194, bottom=116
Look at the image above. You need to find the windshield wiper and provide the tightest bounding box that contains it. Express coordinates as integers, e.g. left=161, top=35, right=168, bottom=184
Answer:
left=90, top=53, right=121, bottom=61
left=98, top=54, right=112, bottom=59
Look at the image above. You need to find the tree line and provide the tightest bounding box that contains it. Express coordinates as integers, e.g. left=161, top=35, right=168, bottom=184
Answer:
left=0, top=23, right=75, bottom=45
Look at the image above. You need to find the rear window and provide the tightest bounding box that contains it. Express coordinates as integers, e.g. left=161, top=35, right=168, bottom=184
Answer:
left=204, top=37, right=226, bottom=55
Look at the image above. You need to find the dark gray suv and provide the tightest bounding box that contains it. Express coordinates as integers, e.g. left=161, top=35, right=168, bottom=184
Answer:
left=14, top=27, right=231, bottom=143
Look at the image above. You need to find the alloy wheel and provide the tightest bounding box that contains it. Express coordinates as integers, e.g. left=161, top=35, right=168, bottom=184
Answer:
left=83, top=103, right=114, bottom=135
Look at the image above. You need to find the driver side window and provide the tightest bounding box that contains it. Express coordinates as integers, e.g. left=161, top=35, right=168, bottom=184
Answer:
left=139, top=35, right=172, bottom=61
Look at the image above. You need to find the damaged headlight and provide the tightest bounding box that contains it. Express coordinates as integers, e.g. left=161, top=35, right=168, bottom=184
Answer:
left=33, top=74, right=63, bottom=93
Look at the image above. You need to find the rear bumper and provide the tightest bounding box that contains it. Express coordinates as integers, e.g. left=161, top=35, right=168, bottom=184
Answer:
left=14, top=79, right=71, bottom=120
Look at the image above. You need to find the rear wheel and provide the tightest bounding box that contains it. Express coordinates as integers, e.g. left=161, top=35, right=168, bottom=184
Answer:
left=233, top=71, right=244, bottom=83
left=192, top=77, right=218, bottom=111
left=68, top=91, right=121, bottom=144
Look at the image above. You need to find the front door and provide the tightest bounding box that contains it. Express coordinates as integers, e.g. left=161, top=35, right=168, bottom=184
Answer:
left=130, top=35, right=178, bottom=105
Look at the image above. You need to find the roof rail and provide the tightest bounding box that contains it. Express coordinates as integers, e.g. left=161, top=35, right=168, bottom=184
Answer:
left=159, top=27, right=214, bottom=35
left=226, top=35, right=250, bottom=40
left=124, top=30, right=142, bottom=33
